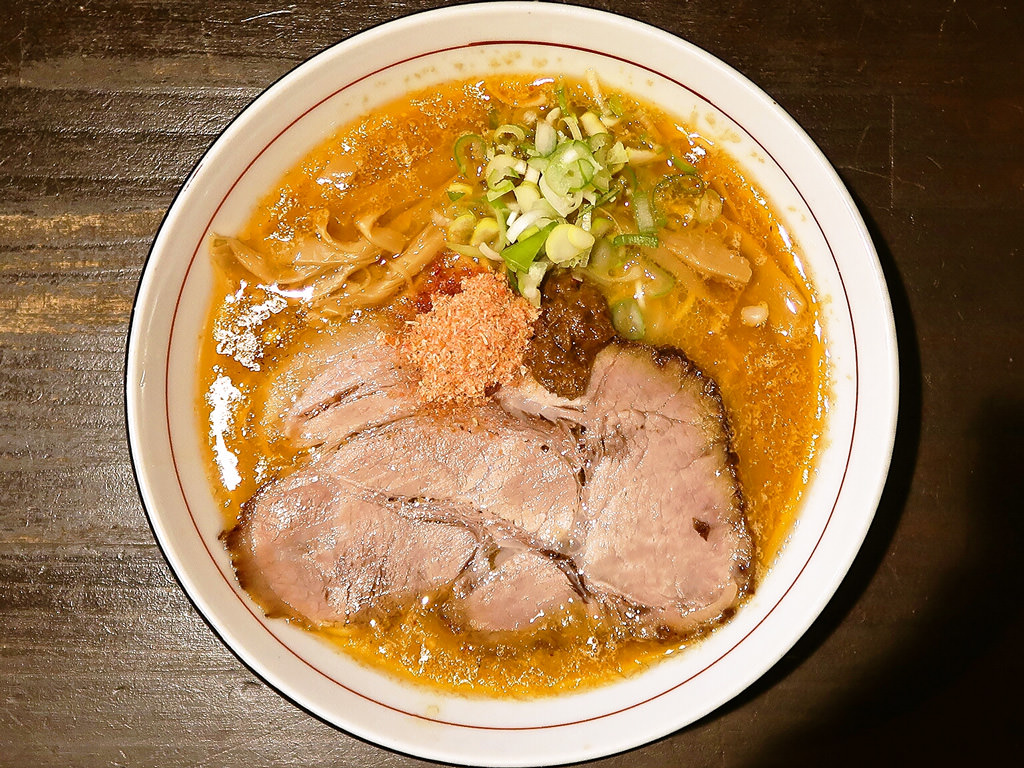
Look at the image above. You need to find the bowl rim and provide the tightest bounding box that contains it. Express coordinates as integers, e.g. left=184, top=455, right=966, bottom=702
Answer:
left=126, top=2, right=899, bottom=764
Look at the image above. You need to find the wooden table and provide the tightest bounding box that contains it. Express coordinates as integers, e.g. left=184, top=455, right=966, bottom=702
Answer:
left=3, top=1, right=1022, bottom=765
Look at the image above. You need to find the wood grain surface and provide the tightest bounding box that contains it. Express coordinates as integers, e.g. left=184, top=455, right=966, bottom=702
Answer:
left=2, top=1, right=1022, bottom=765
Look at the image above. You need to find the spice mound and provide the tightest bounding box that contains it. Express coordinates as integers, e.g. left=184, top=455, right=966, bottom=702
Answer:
left=397, top=271, right=539, bottom=403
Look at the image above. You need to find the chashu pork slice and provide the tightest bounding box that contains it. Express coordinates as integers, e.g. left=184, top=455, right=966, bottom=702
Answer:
left=577, top=345, right=753, bottom=632
left=226, top=466, right=478, bottom=625
left=498, top=342, right=753, bottom=633
left=261, top=319, right=420, bottom=450
left=323, top=404, right=584, bottom=548
left=457, top=548, right=583, bottom=632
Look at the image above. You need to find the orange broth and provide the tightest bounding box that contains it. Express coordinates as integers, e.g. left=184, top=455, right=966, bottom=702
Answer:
left=198, top=75, right=827, bottom=696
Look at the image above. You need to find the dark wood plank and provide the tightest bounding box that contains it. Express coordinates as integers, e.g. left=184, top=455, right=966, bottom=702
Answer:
left=2, top=0, right=1022, bottom=766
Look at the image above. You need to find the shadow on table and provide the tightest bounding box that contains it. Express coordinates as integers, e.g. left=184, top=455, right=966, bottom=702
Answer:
left=673, top=196, right=1024, bottom=767
left=734, top=407, right=1024, bottom=767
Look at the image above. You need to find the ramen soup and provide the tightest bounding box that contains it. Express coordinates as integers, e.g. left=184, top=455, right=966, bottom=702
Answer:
left=200, top=74, right=827, bottom=696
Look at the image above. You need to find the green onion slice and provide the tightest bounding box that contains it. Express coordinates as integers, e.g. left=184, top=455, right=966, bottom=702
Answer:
left=486, top=179, right=515, bottom=201
left=453, top=133, right=486, bottom=176
left=501, top=222, right=556, bottom=272
left=653, top=173, right=706, bottom=201
left=555, top=83, right=570, bottom=114
left=613, top=233, right=659, bottom=249
left=535, top=121, right=557, bottom=156
left=668, top=153, right=698, bottom=174
left=517, top=260, right=550, bottom=307
left=641, top=258, right=676, bottom=297
left=611, top=299, right=645, bottom=340
left=632, top=190, right=659, bottom=235
left=494, top=124, right=527, bottom=142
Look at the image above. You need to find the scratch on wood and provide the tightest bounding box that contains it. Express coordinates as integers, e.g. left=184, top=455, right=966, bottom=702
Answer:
left=240, top=6, right=297, bottom=24
left=940, top=0, right=957, bottom=33
left=193, top=716, right=297, bottom=767
left=839, top=166, right=888, bottom=182
left=854, top=124, right=871, bottom=162
left=889, top=95, right=895, bottom=210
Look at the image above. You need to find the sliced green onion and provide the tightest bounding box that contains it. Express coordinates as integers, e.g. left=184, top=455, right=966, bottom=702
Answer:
left=500, top=222, right=555, bottom=272
left=611, top=299, right=645, bottom=340
left=479, top=241, right=503, bottom=261
left=485, top=154, right=525, bottom=188
left=589, top=216, right=613, bottom=239
left=555, top=83, right=570, bottom=114
left=549, top=139, right=593, bottom=166
left=517, top=260, right=550, bottom=307
left=668, top=153, right=698, bottom=174
left=627, top=147, right=662, bottom=165
left=494, top=124, right=527, bottom=142
left=528, top=197, right=560, bottom=221
left=492, top=203, right=509, bottom=249
left=545, top=158, right=591, bottom=194
left=587, top=132, right=613, bottom=155
left=470, top=217, right=500, bottom=247
left=545, top=223, right=595, bottom=265
left=453, top=133, right=486, bottom=176
left=447, top=182, right=474, bottom=202
left=517, top=225, right=541, bottom=241
left=486, top=179, right=515, bottom=201
left=506, top=206, right=548, bottom=242
left=512, top=181, right=541, bottom=211
left=632, top=190, right=658, bottom=234
left=535, top=121, right=557, bottom=156
left=544, top=141, right=599, bottom=195
left=561, top=115, right=583, bottom=142
left=605, top=141, right=629, bottom=168
left=446, top=213, right=476, bottom=244
left=613, top=233, right=659, bottom=249
left=539, top=173, right=583, bottom=217
left=586, top=238, right=622, bottom=274
left=641, top=258, right=676, bottom=297
left=580, top=111, right=606, bottom=137
left=527, top=156, right=550, bottom=174
left=445, top=75, right=691, bottom=312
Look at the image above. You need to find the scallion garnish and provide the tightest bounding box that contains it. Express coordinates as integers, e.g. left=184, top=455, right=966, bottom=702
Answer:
left=453, top=133, right=486, bottom=176
left=613, top=233, right=659, bottom=249
left=611, top=298, right=645, bottom=340
left=501, top=223, right=556, bottom=272
left=632, top=190, right=659, bottom=235
left=444, top=78, right=708, bottom=310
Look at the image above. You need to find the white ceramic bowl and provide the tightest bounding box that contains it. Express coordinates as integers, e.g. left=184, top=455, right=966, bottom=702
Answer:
left=126, top=3, right=898, bottom=765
